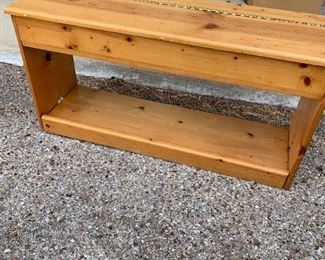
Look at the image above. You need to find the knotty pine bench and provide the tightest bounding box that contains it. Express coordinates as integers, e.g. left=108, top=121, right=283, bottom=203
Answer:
left=5, top=0, right=325, bottom=189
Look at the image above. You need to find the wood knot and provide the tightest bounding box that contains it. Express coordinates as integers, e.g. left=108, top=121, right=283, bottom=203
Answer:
left=299, top=63, right=308, bottom=68
left=204, top=23, right=219, bottom=29
left=304, top=76, right=311, bottom=87
left=62, top=25, right=72, bottom=32
left=126, top=36, right=133, bottom=42
left=103, top=45, right=111, bottom=52
left=299, top=146, right=307, bottom=156
left=45, top=52, right=52, bottom=62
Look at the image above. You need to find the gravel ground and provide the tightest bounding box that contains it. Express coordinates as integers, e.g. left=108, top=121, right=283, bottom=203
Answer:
left=0, top=62, right=324, bottom=259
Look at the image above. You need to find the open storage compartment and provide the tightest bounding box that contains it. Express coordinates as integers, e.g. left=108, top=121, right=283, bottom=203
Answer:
left=42, top=86, right=289, bottom=188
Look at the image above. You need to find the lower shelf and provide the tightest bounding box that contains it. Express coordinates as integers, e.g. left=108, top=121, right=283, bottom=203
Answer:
left=42, top=87, right=289, bottom=188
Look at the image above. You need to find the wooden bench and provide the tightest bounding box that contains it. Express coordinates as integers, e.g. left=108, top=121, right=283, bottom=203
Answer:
left=5, top=0, right=325, bottom=189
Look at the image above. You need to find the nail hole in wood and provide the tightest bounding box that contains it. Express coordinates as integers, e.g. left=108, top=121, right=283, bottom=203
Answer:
left=247, top=132, right=254, bottom=138
left=139, top=106, right=145, bottom=110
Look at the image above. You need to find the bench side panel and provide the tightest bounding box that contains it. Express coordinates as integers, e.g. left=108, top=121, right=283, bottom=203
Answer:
left=12, top=17, right=77, bottom=126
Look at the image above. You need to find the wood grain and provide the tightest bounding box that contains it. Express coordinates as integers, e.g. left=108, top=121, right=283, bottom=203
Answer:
left=6, top=0, right=325, bottom=188
left=15, top=17, right=325, bottom=99
left=11, top=17, right=77, bottom=126
left=41, top=87, right=289, bottom=188
left=286, top=97, right=325, bottom=189
left=5, top=0, right=325, bottom=67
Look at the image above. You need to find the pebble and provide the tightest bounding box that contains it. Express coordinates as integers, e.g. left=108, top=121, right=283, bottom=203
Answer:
left=0, top=63, right=324, bottom=259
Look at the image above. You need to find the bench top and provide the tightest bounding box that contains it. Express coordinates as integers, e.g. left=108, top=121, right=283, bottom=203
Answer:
left=5, top=0, right=325, bottom=66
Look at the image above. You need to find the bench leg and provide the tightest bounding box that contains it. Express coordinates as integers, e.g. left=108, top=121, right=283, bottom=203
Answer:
left=285, top=96, right=325, bottom=189
left=12, top=18, right=77, bottom=128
